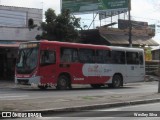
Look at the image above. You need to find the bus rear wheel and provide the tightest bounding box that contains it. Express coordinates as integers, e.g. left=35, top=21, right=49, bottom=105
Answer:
left=112, top=74, right=122, bottom=88
left=57, top=75, right=69, bottom=90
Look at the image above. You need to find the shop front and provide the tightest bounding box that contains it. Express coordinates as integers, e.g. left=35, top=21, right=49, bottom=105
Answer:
left=0, top=41, right=20, bottom=80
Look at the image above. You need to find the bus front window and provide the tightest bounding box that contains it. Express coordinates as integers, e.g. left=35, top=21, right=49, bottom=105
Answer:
left=16, top=47, right=38, bottom=74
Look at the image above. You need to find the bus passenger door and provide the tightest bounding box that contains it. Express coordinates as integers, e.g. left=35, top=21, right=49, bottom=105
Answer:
left=39, top=47, right=57, bottom=84
left=126, top=51, right=144, bottom=82
left=138, top=52, right=145, bottom=81
left=60, top=48, right=84, bottom=84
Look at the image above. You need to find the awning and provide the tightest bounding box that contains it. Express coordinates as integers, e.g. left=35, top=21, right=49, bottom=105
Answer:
left=80, top=28, right=159, bottom=47
left=0, top=41, right=21, bottom=48
left=99, top=27, right=159, bottom=46
left=100, top=33, right=159, bottom=46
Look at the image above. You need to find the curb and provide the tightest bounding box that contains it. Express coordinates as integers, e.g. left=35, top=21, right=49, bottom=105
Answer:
left=23, top=98, right=160, bottom=114
left=1, top=98, right=160, bottom=118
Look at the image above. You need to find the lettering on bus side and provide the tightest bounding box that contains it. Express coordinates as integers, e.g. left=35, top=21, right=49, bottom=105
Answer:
left=82, top=64, right=112, bottom=77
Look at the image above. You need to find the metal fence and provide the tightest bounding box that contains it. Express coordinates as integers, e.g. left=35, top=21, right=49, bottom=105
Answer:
left=145, top=61, right=160, bottom=76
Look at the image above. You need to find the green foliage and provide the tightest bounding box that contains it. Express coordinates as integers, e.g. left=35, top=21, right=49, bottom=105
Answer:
left=45, top=8, right=56, bottom=23
left=36, top=8, right=81, bottom=42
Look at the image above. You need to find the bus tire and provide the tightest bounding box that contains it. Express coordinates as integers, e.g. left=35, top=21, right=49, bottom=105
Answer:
left=57, top=75, right=69, bottom=90
left=38, top=85, right=48, bottom=90
left=112, top=74, right=122, bottom=88
left=90, top=84, right=102, bottom=89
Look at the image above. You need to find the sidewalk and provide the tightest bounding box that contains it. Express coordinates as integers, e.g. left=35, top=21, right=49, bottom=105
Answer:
left=1, top=91, right=160, bottom=112
left=145, top=75, right=160, bottom=82
left=0, top=80, right=15, bottom=89
left=0, top=79, right=160, bottom=113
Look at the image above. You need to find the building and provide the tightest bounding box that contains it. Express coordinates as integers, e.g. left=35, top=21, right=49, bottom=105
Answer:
left=0, top=5, right=42, bottom=80
left=80, top=19, right=158, bottom=47
left=80, top=25, right=159, bottom=63
left=80, top=27, right=158, bottom=47
left=152, top=48, right=160, bottom=60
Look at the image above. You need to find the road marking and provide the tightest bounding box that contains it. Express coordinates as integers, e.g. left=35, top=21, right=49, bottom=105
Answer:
left=0, top=94, right=29, bottom=100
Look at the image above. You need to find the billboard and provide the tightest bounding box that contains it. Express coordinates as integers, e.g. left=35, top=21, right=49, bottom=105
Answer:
left=99, top=8, right=128, bottom=20
left=62, top=0, right=129, bottom=13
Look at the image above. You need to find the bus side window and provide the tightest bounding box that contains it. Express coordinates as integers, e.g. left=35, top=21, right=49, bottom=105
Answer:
left=40, top=50, right=56, bottom=65
left=60, top=48, right=78, bottom=63
left=111, top=51, right=125, bottom=64
left=72, top=50, right=79, bottom=62
left=126, top=52, right=139, bottom=65
left=61, top=48, right=72, bottom=63
left=139, top=52, right=144, bottom=65
left=79, top=49, right=95, bottom=63
left=96, top=50, right=111, bottom=63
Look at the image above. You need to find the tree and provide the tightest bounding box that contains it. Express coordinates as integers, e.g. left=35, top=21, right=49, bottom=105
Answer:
left=36, top=8, right=81, bottom=42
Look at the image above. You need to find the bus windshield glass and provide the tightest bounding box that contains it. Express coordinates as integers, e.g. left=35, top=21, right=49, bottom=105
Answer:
left=16, top=43, right=39, bottom=74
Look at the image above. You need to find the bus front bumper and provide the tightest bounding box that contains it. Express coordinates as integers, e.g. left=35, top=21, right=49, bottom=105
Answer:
left=15, top=76, right=41, bottom=86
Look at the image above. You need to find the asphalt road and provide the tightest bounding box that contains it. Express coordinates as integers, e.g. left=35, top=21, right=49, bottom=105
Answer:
left=0, top=81, right=158, bottom=101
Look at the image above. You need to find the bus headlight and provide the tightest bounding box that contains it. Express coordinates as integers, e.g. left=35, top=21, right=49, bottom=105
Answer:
left=32, top=71, right=37, bottom=77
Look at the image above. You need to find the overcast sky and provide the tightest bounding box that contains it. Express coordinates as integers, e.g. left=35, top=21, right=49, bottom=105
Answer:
left=1, top=0, right=160, bottom=43
left=1, top=0, right=160, bottom=20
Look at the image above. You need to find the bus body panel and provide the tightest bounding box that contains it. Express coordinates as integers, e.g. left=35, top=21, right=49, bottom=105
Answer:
left=126, top=64, right=145, bottom=83
left=38, top=43, right=57, bottom=85
left=15, top=76, right=41, bottom=86
left=109, top=46, right=145, bottom=83
left=15, top=41, right=145, bottom=88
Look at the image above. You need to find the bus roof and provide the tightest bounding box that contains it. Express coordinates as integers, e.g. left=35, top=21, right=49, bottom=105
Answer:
left=38, top=40, right=110, bottom=49
left=21, top=40, right=144, bottom=52
left=109, top=46, right=144, bottom=52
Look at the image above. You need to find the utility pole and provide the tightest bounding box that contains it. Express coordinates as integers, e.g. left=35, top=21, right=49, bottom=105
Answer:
left=158, top=74, right=160, bottom=93
left=158, top=45, right=160, bottom=93
left=93, top=12, right=95, bottom=29
left=128, top=0, right=132, bottom=47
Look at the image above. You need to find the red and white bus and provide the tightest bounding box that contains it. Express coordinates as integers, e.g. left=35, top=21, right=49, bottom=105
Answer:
left=15, top=40, right=145, bottom=89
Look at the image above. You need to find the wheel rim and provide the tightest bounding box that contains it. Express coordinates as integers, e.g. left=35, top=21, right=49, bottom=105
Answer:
left=58, top=76, right=68, bottom=90
left=60, top=78, right=67, bottom=87
left=113, top=75, right=121, bottom=87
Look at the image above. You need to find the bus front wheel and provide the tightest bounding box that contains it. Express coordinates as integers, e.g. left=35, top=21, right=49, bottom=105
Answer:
left=57, top=75, right=69, bottom=90
left=111, top=74, right=122, bottom=88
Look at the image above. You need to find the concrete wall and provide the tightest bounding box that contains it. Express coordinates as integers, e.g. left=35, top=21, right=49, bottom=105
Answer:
left=152, top=50, right=160, bottom=60
left=0, top=27, right=42, bottom=41
left=0, top=5, right=42, bottom=41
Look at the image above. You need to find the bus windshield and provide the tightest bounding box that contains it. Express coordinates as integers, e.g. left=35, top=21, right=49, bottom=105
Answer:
left=16, top=43, right=39, bottom=74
